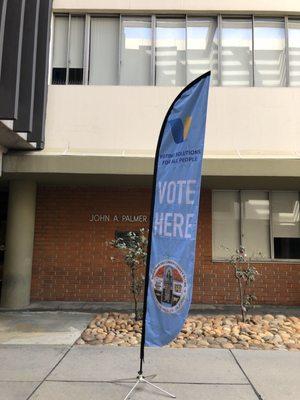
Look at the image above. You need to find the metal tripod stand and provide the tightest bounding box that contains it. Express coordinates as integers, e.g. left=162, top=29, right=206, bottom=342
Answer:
left=122, top=373, right=176, bottom=400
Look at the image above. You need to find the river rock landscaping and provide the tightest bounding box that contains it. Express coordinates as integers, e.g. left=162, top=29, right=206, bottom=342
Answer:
left=78, top=313, right=300, bottom=350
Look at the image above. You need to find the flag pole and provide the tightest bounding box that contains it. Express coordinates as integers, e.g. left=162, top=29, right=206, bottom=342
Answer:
left=138, top=78, right=181, bottom=376
left=121, top=96, right=178, bottom=399
left=138, top=132, right=163, bottom=375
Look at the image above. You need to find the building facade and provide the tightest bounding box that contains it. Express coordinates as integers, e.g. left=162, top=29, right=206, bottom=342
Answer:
left=0, top=0, right=300, bottom=308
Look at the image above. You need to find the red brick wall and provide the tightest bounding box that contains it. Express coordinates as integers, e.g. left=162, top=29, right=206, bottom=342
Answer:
left=31, top=186, right=300, bottom=305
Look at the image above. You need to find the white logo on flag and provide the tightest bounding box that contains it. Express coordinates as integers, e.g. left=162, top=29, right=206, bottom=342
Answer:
left=151, top=259, right=187, bottom=314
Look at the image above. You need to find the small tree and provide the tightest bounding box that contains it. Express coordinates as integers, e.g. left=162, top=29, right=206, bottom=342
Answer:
left=110, top=228, right=148, bottom=320
left=228, top=246, right=259, bottom=322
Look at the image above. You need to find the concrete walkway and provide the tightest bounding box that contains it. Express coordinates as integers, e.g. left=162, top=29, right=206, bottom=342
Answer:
left=0, top=312, right=299, bottom=400
left=0, top=312, right=93, bottom=345
left=0, top=344, right=299, bottom=400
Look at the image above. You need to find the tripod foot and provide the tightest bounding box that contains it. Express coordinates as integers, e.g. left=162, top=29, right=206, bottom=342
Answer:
left=123, top=378, right=140, bottom=400
left=142, top=377, right=176, bottom=398
left=122, top=374, right=176, bottom=400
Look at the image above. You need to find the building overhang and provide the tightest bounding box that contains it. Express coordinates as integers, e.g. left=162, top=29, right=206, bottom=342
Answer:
left=2, top=153, right=300, bottom=189
left=0, top=120, right=36, bottom=150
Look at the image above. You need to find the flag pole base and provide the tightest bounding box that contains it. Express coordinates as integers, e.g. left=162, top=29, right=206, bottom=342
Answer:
left=122, top=373, right=176, bottom=400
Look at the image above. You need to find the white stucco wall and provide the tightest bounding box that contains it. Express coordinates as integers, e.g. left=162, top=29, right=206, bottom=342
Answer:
left=44, top=86, right=300, bottom=158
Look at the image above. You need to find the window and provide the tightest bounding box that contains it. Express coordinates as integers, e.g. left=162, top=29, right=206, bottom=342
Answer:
left=272, top=192, right=300, bottom=259
left=241, top=191, right=270, bottom=258
left=52, top=16, right=68, bottom=84
left=254, top=18, right=286, bottom=87
left=89, top=17, right=119, bottom=85
left=115, top=231, right=139, bottom=247
left=52, top=15, right=85, bottom=85
left=155, top=19, right=186, bottom=86
left=69, top=16, right=85, bottom=84
left=221, top=18, right=253, bottom=86
left=212, top=190, right=300, bottom=260
left=212, top=191, right=240, bottom=259
left=51, top=14, right=300, bottom=87
left=120, top=17, right=152, bottom=85
left=288, top=19, right=300, bottom=87
left=187, top=17, right=218, bottom=85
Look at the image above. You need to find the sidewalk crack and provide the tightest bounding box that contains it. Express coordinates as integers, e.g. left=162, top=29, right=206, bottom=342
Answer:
left=25, top=343, right=75, bottom=400
left=229, top=350, right=264, bottom=400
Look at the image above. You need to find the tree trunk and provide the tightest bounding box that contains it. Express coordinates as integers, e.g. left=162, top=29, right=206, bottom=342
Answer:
left=238, top=278, right=246, bottom=322
left=130, top=266, right=139, bottom=321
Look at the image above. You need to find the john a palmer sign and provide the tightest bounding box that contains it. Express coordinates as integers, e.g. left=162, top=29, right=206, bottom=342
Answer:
left=89, top=214, right=148, bottom=223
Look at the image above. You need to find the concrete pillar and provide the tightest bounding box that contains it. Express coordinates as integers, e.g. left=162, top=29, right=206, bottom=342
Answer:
left=0, top=145, right=5, bottom=176
left=1, top=180, right=36, bottom=308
